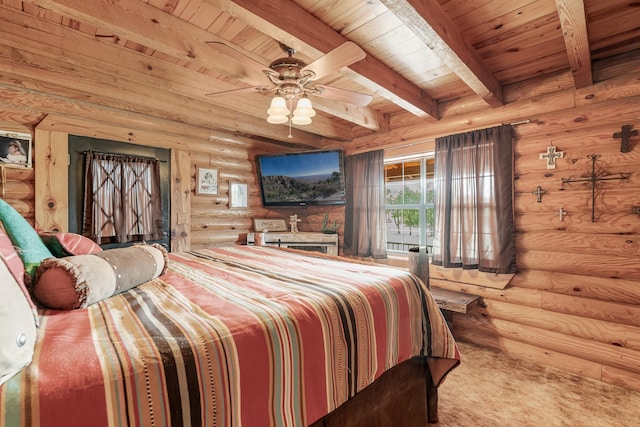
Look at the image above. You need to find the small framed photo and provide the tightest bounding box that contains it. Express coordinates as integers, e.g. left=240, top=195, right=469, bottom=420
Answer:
left=253, top=218, right=287, bottom=232
left=195, top=166, right=218, bottom=196
left=0, top=130, right=32, bottom=168
left=229, top=181, right=248, bottom=208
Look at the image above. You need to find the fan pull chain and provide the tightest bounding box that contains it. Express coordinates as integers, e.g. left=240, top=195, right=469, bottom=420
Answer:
left=287, top=97, right=294, bottom=139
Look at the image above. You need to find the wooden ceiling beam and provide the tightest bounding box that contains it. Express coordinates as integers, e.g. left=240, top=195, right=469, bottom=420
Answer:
left=311, top=98, right=389, bottom=132
left=555, top=0, right=593, bottom=88
left=380, top=0, right=504, bottom=108
left=204, top=0, right=438, bottom=119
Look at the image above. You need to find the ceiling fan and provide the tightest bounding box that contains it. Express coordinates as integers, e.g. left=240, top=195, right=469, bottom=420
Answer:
left=205, top=41, right=373, bottom=122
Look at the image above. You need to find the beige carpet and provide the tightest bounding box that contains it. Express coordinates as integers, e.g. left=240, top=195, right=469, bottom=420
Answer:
left=431, top=341, right=640, bottom=427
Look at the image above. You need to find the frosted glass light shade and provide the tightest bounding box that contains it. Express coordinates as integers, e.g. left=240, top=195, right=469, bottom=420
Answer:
left=293, top=97, right=316, bottom=118
left=267, top=96, right=290, bottom=116
left=267, top=114, right=289, bottom=124
left=291, top=115, right=312, bottom=125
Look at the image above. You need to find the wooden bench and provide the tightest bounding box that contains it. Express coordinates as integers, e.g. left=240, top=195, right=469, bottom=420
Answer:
left=429, top=286, right=479, bottom=314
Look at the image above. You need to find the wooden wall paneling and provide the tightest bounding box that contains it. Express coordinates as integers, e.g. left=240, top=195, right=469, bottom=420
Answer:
left=454, top=313, right=640, bottom=376
left=601, top=364, right=640, bottom=392
left=516, top=231, right=639, bottom=258
left=517, top=250, right=640, bottom=280
left=191, top=216, right=253, bottom=232
left=1, top=168, right=35, bottom=223
left=171, top=149, right=192, bottom=252
left=451, top=318, right=604, bottom=380
left=34, top=129, right=68, bottom=231
left=514, top=212, right=640, bottom=234
left=540, top=292, right=640, bottom=328
left=514, top=121, right=640, bottom=160
left=479, top=299, right=640, bottom=351
left=190, top=229, right=252, bottom=247
left=510, top=270, right=640, bottom=305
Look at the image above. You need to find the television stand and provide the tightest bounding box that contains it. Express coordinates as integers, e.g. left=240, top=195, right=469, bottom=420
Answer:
left=253, top=232, right=338, bottom=256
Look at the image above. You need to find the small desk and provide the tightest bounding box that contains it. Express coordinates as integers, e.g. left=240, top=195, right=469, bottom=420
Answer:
left=255, top=232, right=338, bottom=256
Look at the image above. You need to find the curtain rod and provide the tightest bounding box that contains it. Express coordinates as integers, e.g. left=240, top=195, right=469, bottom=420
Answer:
left=82, top=150, right=165, bottom=162
left=384, top=120, right=531, bottom=154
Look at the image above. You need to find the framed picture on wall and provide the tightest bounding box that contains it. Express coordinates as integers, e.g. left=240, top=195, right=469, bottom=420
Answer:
left=229, top=182, right=248, bottom=208
left=195, top=166, right=219, bottom=196
left=0, top=130, right=32, bottom=168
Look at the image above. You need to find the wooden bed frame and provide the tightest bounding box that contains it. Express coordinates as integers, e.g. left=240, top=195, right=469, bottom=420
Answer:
left=311, top=357, right=438, bottom=426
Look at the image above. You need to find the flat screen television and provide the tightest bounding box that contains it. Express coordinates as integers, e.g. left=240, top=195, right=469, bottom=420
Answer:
left=256, top=149, right=346, bottom=207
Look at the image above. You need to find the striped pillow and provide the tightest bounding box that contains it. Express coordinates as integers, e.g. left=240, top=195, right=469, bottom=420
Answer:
left=38, top=231, right=102, bottom=257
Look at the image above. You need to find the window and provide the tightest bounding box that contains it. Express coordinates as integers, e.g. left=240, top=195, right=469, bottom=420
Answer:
left=83, top=152, right=164, bottom=246
left=431, top=125, right=516, bottom=274
left=384, top=156, right=435, bottom=254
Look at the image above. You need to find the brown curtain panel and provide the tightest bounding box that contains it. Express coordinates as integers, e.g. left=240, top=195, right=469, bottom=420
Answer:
left=431, top=125, right=516, bottom=273
left=83, top=152, right=163, bottom=244
left=343, top=150, right=387, bottom=259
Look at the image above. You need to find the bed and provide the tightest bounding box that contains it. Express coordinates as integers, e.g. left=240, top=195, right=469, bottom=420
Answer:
left=0, top=206, right=459, bottom=427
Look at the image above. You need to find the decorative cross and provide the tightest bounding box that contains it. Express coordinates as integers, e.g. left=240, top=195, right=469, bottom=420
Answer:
left=561, top=154, right=631, bottom=222
left=531, top=185, right=546, bottom=202
left=539, top=145, right=564, bottom=169
left=289, top=214, right=301, bottom=233
left=613, top=124, right=638, bottom=153
left=559, top=207, right=567, bottom=222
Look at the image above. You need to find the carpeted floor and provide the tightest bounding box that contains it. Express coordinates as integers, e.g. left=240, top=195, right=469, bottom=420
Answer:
left=431, top=341, right=640, bottom=427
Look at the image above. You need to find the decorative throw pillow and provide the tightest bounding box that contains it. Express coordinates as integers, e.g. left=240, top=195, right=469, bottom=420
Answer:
left=0, top=256, right=38, bottom=386
left=0, top=199, right=52, bottom=278
left=33, top=244, right=169, bottom=309
left=0, top=224, right=26, bottom=288
left=37, top=230, right=102, bottom=257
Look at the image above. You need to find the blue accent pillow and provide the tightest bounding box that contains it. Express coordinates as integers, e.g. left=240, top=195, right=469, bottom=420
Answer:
left=0, top=199, right=52, bottom=278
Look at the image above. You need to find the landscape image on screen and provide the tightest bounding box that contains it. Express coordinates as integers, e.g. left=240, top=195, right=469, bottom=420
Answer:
left=258, top=150, right=345, bottom=205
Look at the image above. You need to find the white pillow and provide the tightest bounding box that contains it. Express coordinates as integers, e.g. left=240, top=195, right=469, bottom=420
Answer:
left=0, top=257, right=38, bottom=385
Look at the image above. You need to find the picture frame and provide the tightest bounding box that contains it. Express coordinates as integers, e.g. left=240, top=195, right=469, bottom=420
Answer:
left=253, top=218, right=288, bottom=232
left=195, top=166, right=219, bottom=196
left=229, top=181, right=248, bottom=208
left=0, top=130, right=32, bottom=168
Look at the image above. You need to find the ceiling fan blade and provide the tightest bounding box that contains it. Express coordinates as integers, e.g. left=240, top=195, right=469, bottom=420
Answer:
left=205, top=41, right=271, bottom=83
left=313, top=85, right=373, bottom=107
left=302, top=42, right=366, bottom=80
left=205, top=85, right=275, bottom=97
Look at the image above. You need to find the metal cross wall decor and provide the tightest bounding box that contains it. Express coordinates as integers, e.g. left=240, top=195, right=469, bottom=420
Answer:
left=561, top=154, right=632, bottom=222
left=539, top=145, right=564, bottom=169
left=531, top=185, right=546, bottom=202
left=613, top=124, right=638, bottom=153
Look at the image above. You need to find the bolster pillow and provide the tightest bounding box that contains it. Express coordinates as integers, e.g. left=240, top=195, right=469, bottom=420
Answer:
left=33, top=244, right=169, bottom=310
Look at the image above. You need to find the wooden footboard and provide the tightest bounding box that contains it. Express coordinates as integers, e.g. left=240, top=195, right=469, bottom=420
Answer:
left=309, top=357, right=438, bottom=427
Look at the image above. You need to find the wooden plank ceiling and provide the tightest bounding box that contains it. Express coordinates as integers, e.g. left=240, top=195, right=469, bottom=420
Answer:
left=0, top=0, right=638, bottom=147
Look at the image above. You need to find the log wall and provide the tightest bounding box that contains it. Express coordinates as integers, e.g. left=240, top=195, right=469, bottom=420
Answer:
left=2, top=115, right=340, bottom=254
left=354, top=60, right=640, bottom=392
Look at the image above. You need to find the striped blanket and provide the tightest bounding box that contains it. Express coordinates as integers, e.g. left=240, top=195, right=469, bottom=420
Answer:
left=0, top=246, right=459, bottom=427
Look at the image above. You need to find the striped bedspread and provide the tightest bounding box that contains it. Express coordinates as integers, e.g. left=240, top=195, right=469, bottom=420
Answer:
left=0, top=246, right=459, bottom=427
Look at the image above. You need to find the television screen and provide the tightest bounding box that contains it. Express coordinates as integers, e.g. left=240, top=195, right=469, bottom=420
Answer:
left=256, top=149, right=346, bottom=206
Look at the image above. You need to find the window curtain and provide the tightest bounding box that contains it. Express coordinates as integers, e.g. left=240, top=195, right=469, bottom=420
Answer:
left=343, top=150, right=387, bottom=259
left=431, top=125, right=516, bottom=273
left=82, top=152, right=163, bottom=244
